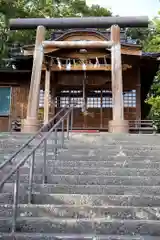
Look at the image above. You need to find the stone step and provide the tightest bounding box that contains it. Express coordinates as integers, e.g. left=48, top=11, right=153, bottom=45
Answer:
left=1, top=193, right=160, bottom=207
left=0, top=133, right=57, bottom=138
left=29, top=159, right=160, bottom=169
left=65, top=145, right=160, bottom=150
left=33, top=155, right=160, bottom=163
left=66, top=145, right=160, bottom=151
left=3, top=174, right=160, bottom=186
left=1, top=204, right=160, bottom=220
left=3, top=166, right=159, bottom=176
left=53, top=155, right=160, bottom=162
left=1, top=217, right=160, bottom=235
left=3, top=183, right=160, bottom=196
left=68, top=143, right=160, bottom=148
left=0, top=140, right=59, bottom=149
left=58, top=150, right=160, bottom=158
left=2, top=154, right=160, bottom=166
left=97, top=152, right=160, bottom=158
left=69, top=140, right=160, bottom=145
left=0, top=143, right=64, bottom=155
left=0, top=233, right=159, bottom=240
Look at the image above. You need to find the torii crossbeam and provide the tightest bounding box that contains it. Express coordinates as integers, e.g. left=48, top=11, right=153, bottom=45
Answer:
left=9, top=16, right=148, bottom=30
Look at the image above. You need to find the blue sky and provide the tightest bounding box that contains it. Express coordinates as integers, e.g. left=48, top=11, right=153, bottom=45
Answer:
left=86, top=0, right=160, bottom=19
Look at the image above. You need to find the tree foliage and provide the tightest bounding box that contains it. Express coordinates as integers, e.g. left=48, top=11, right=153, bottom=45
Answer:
left=143, top=17, right=160, bottom=52
left=143, top=15, right=160, bottom=128
left=123, top=13, right=160, bottom=128
left=126, top=27, right=151, bottom=44
left=0, top=0, right=112, bottom=65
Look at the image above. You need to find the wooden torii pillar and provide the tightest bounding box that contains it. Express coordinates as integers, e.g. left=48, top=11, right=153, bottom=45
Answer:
left=22, top=26, right=45, bottom=133
left=108, top=25, right=129, bottom=133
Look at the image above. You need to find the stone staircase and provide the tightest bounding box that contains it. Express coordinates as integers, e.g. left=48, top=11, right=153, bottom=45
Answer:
left=0, top=133, right=160, bottom=239
left=0, top=133, right=33, bottom=160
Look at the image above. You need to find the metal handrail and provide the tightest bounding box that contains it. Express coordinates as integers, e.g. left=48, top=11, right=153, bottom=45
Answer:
left=0, top=104, right=72, bottom=170
left=0, top=104, right=74, bottom=232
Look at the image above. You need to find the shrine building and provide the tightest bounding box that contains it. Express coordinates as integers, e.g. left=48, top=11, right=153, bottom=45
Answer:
left=0, top=29, right=159, bottom=132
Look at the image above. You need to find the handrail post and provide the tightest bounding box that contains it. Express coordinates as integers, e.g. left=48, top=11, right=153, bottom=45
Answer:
left=54, top=128, right=58, bottom=159
left=28, top=151, right=35, bottom=204
left=70, top=109, right=73, bottom=132
left=12, top=169, right=20, bottom=232
left=42, top=139, right=47, bottom=184
left=67, top=114, right=70, bottom=140
left=61, top=120, right=64, bottom=148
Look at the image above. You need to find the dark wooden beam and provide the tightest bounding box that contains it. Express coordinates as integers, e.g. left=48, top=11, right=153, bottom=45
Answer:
left=9, top=16, right=148, bottom=30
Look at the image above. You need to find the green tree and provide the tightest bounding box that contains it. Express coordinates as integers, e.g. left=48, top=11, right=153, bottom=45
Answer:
left=143, top=17, right=160, bottom=52
left=0, top=0, right=112, bottom=66
left=126, top=27, right=151, bottom=44
left=144, top=15, right=160, bottom=129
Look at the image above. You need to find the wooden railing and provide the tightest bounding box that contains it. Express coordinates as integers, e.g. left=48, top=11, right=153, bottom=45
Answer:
left=11, top=118, right=157, bottom=133
left=129, top=120, right=156, bottom=133
left=71, top=120, right=157, bottom=133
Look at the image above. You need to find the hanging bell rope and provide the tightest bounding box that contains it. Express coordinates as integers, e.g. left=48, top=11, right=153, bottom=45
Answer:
left=81, top=72, right=94, bottom=118
left=82, top=71, right=86, bottom=113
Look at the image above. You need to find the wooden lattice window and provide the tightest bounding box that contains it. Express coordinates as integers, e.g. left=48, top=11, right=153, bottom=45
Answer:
left=57, top=90, right=83, bottom=108
left=70, top=98, right=83, bottom=108
left=70, top=90, right=82, bottom=108
left=39, top=89, right=51, bottom=107
left=123, top=90, right=136, bottom=107
left=87, top=97, right=101, bottom=108
left=102, top=90, right=112, bottom=108
left=60, top=97, right=69, bottom=107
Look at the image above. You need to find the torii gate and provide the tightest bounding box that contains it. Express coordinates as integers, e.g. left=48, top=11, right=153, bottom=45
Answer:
left=9, top=16, right=148, bottom=133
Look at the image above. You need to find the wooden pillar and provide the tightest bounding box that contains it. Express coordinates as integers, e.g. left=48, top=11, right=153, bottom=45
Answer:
left=22, top=25, right=45, bottom=132
left=51, top=87, right=56, bottom=119
left=44, top=68, right=50, bottom=124
left=136, top=67, right=141, bottom=120
left=108, top=25, right=129, bottom=133
left=50, top=72, right=57, bottom=119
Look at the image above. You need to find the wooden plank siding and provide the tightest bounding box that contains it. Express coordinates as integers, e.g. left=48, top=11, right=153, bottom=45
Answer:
left=0, top=117, right=10, bottom=132
left=0, top=72, right=30, bottom=131
left=10, top=84, right=29, bottom=120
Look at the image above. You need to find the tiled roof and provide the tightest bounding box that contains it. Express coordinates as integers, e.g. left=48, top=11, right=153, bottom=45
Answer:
left=142, top=52, right=160, bottom=58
